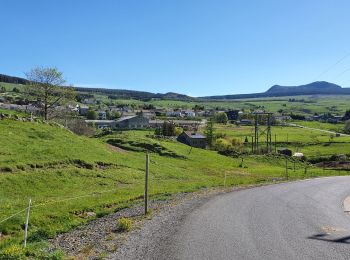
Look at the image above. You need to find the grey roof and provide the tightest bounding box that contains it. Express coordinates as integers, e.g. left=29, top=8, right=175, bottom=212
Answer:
left=85, top=120, right=114, bottom=123
left=116, top=115, right=138, bottom=122
left=184, top=131, right=206, bottom=139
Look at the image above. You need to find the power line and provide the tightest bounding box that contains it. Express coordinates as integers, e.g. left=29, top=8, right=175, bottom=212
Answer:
left=314, top=52, right=350, bottom=81
left=332, top=66, right=350, bottom=80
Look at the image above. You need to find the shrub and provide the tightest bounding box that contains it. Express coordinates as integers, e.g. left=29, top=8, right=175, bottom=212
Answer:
left=0, top=244, right=25, bottom=259
left=27, top=229, right=51, bottom=242
left=67, top=119, right=96, bottom=136
left=214, top=112, right=228, bottom=124
left=86, top=109, right=97, bottom=120
left=344, top=120, right=350, bottom=134
left=116, top=217, right=133, bottom=232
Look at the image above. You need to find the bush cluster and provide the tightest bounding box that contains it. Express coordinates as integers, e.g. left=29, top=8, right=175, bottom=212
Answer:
left=116, top=217, right=133, bottom=232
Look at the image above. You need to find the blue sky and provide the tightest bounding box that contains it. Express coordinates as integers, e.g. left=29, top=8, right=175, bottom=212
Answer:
left=1, top=0, right=350, bottom=96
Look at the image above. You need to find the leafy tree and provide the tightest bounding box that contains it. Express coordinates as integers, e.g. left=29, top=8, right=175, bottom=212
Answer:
left=344, top=120, right=350, bottom=134
left=193, top=104, right=205, bottom=111
left=12, top=87, right=20, bottom=93
left=142, top=104, right=155, bottom=110
left=86, top=109, right=97, bottom=120
left=25, top=67, right=75, bottom=120
left=161, top=121, right=176, bottom=136
left=0, top=86, right=6, bottom=93
left=214, top=112, right=228, bottom=124
left=106, top=111, right=111, bottom=120
left=205, top=118, right=215, bottom=148
left=343, top=109, right=350, bottom=121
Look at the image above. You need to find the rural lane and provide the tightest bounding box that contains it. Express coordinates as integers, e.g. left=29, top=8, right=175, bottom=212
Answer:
left=287, top=123, right=350, bottom=137
left=165, top=176, right=350, bottom=260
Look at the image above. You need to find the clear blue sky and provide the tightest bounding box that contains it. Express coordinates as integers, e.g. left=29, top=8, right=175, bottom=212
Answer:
left=1, top=0, right=350, bottom=96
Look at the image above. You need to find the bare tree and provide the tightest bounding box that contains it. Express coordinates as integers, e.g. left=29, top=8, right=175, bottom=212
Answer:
left=25, top=67, right=75, bottom=120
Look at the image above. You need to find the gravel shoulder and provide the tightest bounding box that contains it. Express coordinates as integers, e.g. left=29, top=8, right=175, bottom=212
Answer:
left=50, top=184, right=266, bottom=259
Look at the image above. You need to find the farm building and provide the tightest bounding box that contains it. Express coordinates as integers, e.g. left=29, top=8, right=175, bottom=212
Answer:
left=115, top=115, right=150, bottom=129
left=85, top=115, right=150, bottom=130
left=177, top=131, right=207, bottom=149
left=79, top=105, right=89, bottom=116
left=225, top=110, right=242, bottom=121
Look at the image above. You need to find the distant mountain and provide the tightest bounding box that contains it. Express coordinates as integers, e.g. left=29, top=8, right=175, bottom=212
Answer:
left=202, top=81, right=350, bottom=100
left=0, top=73, right=193, bottom=101
left=2, top=72, right=350, bottom=101
left=266, top=81, right=344, bottom=95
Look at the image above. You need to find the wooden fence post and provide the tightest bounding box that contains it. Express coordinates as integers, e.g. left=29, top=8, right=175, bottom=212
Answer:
left=24, top=198, right=31, bottom=247
left=145, top=153, right=149, bottom=215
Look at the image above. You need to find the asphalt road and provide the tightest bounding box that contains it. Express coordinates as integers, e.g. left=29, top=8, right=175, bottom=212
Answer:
left=287, top=123, right=350, bottom=137
left=168, top=176, right=350, bottom=260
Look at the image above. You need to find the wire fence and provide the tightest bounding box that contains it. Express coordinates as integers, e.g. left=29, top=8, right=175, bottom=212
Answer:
left=0, top=188, right=118, bottom=225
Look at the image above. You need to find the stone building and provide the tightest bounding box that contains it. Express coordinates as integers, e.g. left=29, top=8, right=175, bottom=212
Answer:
left=177, top=131, right=207, bottom=149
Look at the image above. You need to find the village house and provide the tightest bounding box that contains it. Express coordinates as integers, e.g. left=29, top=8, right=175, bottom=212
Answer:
left=149, top=119, right=205, bottom=130
left=177, top=131, right=207, bottom=149
left=98, top=111, right=107, bottom=120
left=225, top=110, right=242, bottom=121
left=166, top=110, right=183, bottom=117
left=238, top=119, right=253, bottom=125
left=82, top=98, right=96, bottom=105
left=141, top=110, right=156, bottom=119
left=85, top=120, right=115, bottom=129
left=274, top=115, right=292, bottom=122
left=79, top=105, right=89, bottom=116
left=196, top=110, right=206, bottom=117
left=183, top=110, right=196, bottom=117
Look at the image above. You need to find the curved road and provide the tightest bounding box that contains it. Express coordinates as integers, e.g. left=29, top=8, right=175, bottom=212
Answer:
left=168, top=176, right=350, bottom=260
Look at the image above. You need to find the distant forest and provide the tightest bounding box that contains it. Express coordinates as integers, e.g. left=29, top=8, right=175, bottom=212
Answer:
left=0, top=74, right=28, bottom=85
left=0, top=73, right=192, bottom=101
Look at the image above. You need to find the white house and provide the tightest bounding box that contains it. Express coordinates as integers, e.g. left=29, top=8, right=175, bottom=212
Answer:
left=166, top=110, right=183, bottom=117
left=183, top=110, right=196, bottom=117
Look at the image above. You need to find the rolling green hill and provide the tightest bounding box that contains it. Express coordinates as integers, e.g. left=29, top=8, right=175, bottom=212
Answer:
left=0, top=118, right=347, bottom=258
left=202, top=81, right=350, bottom=100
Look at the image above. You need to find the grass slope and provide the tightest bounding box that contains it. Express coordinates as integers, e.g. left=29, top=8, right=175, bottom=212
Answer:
left=0, top=119, right=347, bottom=257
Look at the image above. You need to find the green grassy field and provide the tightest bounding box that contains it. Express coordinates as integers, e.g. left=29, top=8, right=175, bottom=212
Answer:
left=291, top=120, right=345, bottom=132
left=215, top=123, right=350, bottom=158
left=97, top=95, right=349, bottom=115
left=2, top=80, right=350, bottom=117
left=0, top=119, right=346, bottom=258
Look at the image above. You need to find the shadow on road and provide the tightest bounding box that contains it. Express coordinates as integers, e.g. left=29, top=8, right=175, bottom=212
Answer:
left=308, top=233, right=350, bottom=244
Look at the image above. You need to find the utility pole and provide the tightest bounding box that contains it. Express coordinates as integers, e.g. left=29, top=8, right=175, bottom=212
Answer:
left=275, top=133, right=277, bottom=153
left=251, top=136, right=254, bottom=154
left=266, top=114, right=270, bottom=153
left=254, top=114, right=259, bottom=153
left=293, top=160, right=296, bottom=172
left=144, top=153, right=149, bottom=215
